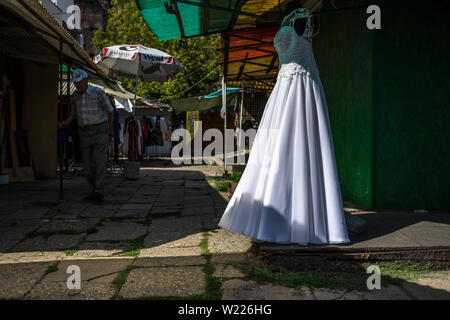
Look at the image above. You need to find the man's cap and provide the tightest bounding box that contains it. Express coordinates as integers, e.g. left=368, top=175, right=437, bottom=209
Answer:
left=71, top=69, right=88, bottom=83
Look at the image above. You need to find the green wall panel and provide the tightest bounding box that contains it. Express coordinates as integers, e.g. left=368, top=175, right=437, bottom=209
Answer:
left=314, top=1, right=373, bottom=208
left=373, top=0, right=450, bottom=210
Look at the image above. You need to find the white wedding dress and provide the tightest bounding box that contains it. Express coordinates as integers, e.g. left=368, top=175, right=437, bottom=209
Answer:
left=218, top=8, right=350, bottom=245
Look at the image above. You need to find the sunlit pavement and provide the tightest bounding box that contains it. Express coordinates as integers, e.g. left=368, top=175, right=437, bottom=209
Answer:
left=0, top=161, right=448, bottom=299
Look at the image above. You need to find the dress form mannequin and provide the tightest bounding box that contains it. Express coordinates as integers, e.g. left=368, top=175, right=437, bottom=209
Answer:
left=285, top=0, right=307, bottom=37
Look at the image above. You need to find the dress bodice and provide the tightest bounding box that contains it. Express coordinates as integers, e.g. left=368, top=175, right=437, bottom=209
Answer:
left=274, top=8, right=319, bottom=80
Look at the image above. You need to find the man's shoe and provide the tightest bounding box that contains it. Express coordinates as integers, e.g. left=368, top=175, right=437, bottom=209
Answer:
left=83, top=193, right=97, bottom=201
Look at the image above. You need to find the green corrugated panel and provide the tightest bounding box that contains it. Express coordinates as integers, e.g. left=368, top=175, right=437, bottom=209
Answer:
left=205, top=0, right=240, bottom=34
left=135, top=0, right=202, bottom=41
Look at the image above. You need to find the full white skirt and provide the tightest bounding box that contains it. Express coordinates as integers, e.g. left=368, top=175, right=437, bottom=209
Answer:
left=218, top=72, right=350, bottom=245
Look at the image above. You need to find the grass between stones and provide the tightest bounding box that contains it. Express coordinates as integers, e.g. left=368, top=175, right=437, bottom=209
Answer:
left=232, top=259, right=446, bottom=291
left=45, top=263, right=59, bottom=274
left=200, top=232, right=212, bottom=257
left=119, top=235, right=146, bottom=257
left=64, top=248, right=79, bottom=256
left=111, top=265, right=138, bottom=299
left=206, top=171, right=242, bottom=192
left=114, top=230, right=224, bottom=300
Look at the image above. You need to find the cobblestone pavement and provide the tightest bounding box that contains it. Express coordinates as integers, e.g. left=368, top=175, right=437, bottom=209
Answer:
left=0, top=162, right=448, bottom=300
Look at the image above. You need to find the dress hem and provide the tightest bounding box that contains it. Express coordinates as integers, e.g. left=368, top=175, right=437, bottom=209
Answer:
left=219, top=224, right=351, bottom=246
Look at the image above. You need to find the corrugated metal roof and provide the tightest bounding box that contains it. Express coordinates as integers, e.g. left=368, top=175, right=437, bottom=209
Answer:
left=0, top=0, right=111, bottom=82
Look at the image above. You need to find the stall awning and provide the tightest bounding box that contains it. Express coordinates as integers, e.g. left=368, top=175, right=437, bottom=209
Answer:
left=170, top=93, right=237, bottom=113
left=0, top=0, right=111, bottom=83
left=221, top=24, right=279, bottom=88
left=135, top=0, right=292, bottom=41
left=135, top=0, right=324, bottom=89
left=204, top=87, right=241, bottom=98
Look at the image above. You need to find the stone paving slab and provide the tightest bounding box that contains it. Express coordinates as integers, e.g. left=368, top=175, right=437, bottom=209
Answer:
left=0, top=251, right=65, bottom=264
left=0, top=224, right=41, bottom=241
left=208, top=228, right=252, bottom=255
left=127, top=196, right=157, bottom=204
left=185, top=181, right=211, bottom=189
left=26, top=274, right=117, bottom=300
left=12, top=208, right=52, bottom=220
left=10, top=234, right=86, bottom=252
left=135, top=188, right=162, bottom=196
left=163, top=180, right=185, bottom=186
left=144, top=231, right=203, bottom=248
left=213, top=264, right=244, bottom=279
left=0, top=239, right=20, bottom=252
left=0, top=262, right=53, bottom=299
left=210, top=253, right=251, bottom=264
left=182, top=206, right=215, bottom=216
left=202, top=216, right=221, bottom=230
left=113, top=209, right=149, bottom=219
left=398, top=222, right=450, bottom=247
left=154, top=198, right=184, bottom=206
left=350, top=229, right=421, bottom=248
left=120, top=203, right=152, bottom=211
left=363, top=285, right=413, bottom=300
left=139, top=246, right=203, bottom=259
left=63, top=242, right=134, bottom=258
left=25, top=258, right=133, bottom=300
left=312, top=288, right=366, bottom=300
left=0, top=205, right=20, bottom=217
left=148, top=216, right=203, bottom=233
left=133, top=256, right=207, bottom=268
left=221, top=280, right=305, bottom=300
left=183, top=196, right=213, bottom=208
left=119, top=266, right=206, bottom=298
left=150, top=206, right=182, bottom=215
left=103, top=195, right=131, bottom=202
left=111, top=188, right=139, bottom=195
left=53, top=202, right=90, bottom=216
left=400, top=271, right=450, bottom=300
left=41, top=258, right=133, bottom=281
left=37, top=219, right=100, bottom=233
left=86, top=221, right=148, bottom=241
left=79, top=205, right=120, bottom=218
left=185, top=190, right=210, bottom=197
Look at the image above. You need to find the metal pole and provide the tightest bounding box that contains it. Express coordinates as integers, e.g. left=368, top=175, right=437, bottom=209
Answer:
left=58, top=39, right=64, bottom=200
left=222, top=75, right=227, bottom=172
left=134, top=72, right=139, bottom=117
left=238, top=84, right=244, bottom=161
left=66, top=64, right=71, bottom=172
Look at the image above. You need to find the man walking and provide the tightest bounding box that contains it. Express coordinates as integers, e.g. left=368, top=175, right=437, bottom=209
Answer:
left=59, top=69, right=114, bottom=202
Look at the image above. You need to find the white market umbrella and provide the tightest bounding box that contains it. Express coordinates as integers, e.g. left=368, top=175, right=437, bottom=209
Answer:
left=94, top=44, right=184, bottom=109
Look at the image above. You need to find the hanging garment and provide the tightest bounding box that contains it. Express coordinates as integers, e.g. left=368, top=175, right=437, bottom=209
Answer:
left=126, top=119, right=141, bottom=161
left=219, top=8, right=350, bottom=245
left=145, top=118, right=153, bottom=147
left=151, top=116, right=164, bottom=146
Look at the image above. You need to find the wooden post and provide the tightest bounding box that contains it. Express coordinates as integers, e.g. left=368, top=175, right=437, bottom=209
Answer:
left=8, top=89, right=18, bottom=170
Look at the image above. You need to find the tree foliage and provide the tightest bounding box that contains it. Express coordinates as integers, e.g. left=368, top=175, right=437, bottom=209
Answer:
left=93, top=0, right=221, bottom=102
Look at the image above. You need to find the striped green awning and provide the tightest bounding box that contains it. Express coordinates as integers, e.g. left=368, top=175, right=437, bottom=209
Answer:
left=135, top=0, right=291, bottom=41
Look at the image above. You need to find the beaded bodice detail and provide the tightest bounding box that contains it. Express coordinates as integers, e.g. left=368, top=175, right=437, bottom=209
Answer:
left=274, top=8, right=319, bottom=80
